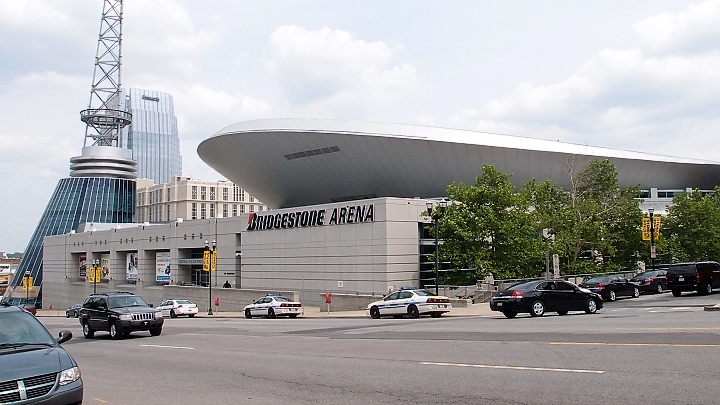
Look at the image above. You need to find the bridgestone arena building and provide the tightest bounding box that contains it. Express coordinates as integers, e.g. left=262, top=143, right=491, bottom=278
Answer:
left=42, top=119, right=720, bottom=310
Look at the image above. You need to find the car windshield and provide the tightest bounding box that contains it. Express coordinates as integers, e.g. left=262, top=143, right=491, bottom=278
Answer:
left=507, top=281, right=538, bottom=290
left=176, top=300, right=193, bottom=305
left=633, top=272, right=654, bottom=279
left=412, top=290, right=434, bottom=296
left=273, top=296, right=292, bottom=302
left=108, top=296, right=148, bottom=308
left=584, top=277, right=610, bottom=284
left=0, top=310, right=55, bottom=346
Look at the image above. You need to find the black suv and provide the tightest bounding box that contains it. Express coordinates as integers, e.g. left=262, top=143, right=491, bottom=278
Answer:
left=79, top=292, right=163, bottom=339
left=665, top=261, right=720, bottom=297
left=0, top=303, right=83, bottom=404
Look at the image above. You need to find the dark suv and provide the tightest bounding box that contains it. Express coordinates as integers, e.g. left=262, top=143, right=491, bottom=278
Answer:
left=79, top=291, right=163, bottom=339
left=665, top=261, right=720, bottom=297
left=0, top=303, right=83, bottom=404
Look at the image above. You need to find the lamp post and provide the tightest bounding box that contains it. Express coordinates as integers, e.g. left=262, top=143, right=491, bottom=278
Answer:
left=92, top=259, right=99, bottom=295
left=426, top=199, right=448, bottom=295
left=205, top=239, right=216, bottom=315
left=24, top=271, right=30, bottom=304
left=649, top=207, right=655, bottom=269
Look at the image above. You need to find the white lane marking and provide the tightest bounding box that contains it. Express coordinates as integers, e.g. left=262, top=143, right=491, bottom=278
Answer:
left=140, top=344, right=194, bottom=350
left=551, top=342, right=720, bottom=347
left=421, top=361, right=604, bottom=374
left=671, top=307, right=691, bottom=310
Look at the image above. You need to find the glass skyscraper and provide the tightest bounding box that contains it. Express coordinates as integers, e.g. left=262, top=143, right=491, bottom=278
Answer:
left=122, top=88, right=182, bottom=184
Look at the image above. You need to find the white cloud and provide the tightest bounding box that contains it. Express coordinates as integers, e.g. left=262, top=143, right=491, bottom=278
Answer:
left=634, top=0, right=720, bottom=55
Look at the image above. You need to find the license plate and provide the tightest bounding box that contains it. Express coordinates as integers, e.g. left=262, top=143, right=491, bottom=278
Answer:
left=291, top=308, right=297, bottom=311
left=679, top=277, right=684, bottom=281
left=496, top=302, right=503, bottom=307
left=438, top=305, right=446, bottom=308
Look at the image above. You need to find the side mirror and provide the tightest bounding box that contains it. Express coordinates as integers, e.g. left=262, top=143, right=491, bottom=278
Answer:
left=56, top=330, right=73, bottom=344
left=148, top=303, right=154, bottom=308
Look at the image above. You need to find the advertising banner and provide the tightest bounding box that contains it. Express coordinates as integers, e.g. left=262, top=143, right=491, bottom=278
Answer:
left=126, top=253, right=138, bottom=281
left=156, top=252, right=171, bottom=282
left=79, top=253, right=87, bottom=278
left=100, top=254, right=110, bottom=281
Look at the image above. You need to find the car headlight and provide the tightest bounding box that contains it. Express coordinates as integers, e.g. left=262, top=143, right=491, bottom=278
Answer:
left=59, top=366, right=81, bottom=386
left=155, top=311, right=163, bottom=319
left=118, top=314, right=132, bottom=321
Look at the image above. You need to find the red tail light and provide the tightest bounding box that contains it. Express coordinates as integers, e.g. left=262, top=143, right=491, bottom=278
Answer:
left=427, top=298, right=451, bottom=304
left=645, top=278, right=652, bottom=284
left=665, top=275, right=669, bottom=283
left=597, top=283, right=605, bottom=290
left=511, top=290, right=523, bottom=298
left=281, top=303, right=289, bottom=307
left=696, top=274, right=701, bottom=283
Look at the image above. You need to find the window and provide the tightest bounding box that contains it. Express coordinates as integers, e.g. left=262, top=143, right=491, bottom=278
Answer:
left=201, top=186, right=207, bottom=200
left=223, top=204, right=228, bottom=218
left=210, top=187, right=216, bottom=200
left=167, top=205, right=170, bottom=220
left=210, top=203, right=215, bottom=218
left=149, top=207, right=153, bottom=222
left=232, top=204, right=237, bottom=217
left=149, top=191, right=154, bottom=205
left=239, top=205, right=245, bottom=214
left=191, top=203, right=197, bottom=220
left=249, top=195, right=255, bottom=202
left=555, top=282, right=575, bottom=291
left=249, top=205, right=254, bottom=212
left=191, top=186, right=197, bottom=199
left=201, top=203, right=206, bottom=219
left=233, top=186, right=240, bottom=201
left=167, top=188, right=171, bottom=201
left=223, top=188, right=228, bottom=201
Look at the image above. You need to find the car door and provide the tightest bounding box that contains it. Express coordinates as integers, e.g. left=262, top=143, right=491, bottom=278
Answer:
left=159, top=301, right=171, bottom=317
left=712, top=263, right=720, bottom=289
left=616, top=276, right=633, bottom=296
left=254, top=297, right=271, bottom=316
left=536, top=282, right=559, bottom=312
left=94, top=298, right=110, bottom=331
left=555, top=281, right=584, bottom=311
left=396, top=291, right=414, bottom=314
left=381, top=292, right=401, bottom=315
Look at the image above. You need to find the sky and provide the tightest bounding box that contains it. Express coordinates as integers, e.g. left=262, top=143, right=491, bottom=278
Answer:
left=1, top=0, right=720, bottom=252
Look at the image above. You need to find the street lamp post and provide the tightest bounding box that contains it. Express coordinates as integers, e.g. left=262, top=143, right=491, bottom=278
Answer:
left=426, top=199, right=448, bottom=296
left=205, top=239, right=216, bottom=315
left=649, top=207, right=655, bottom=269
left=92, top=259, right=99, bottom=295
left=24, top=271, right=30, bottom=304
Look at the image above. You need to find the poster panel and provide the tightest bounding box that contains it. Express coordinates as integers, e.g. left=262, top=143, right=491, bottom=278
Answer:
left=126, top=253, right=138, bottom=281
left=100, top=254, right=110, bottom=281
left=155, top=252, right=171, bottom=282
left=79, top=253, right=87, bottom=278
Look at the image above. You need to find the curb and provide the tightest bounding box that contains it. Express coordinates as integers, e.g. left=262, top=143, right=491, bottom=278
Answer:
left=703, top=305, right=720, bottom=311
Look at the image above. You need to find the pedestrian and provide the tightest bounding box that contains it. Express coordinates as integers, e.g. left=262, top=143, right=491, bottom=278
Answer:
left=223, top=280, right=231, bottom=288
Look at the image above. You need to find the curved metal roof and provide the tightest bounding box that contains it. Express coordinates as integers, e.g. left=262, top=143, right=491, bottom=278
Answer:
left=197, top=118, right=720, bottom=209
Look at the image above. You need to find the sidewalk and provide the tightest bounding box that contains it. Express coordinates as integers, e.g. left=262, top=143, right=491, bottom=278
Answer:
left=37, top=303, right=494, bottom=319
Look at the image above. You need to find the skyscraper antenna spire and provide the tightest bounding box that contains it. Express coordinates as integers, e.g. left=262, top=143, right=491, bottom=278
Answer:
left=80, top=0, right=131, bottom=148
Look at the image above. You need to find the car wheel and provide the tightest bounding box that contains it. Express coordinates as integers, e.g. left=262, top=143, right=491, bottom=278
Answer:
left=109, top=322, right=121, bottom=340
left=74, top=311, right=79, bottom=318
left=244, top=309, right=252, bottom=319
left=585, top=299, right=598, bottom=314
left=189, top=314, right=195, bottom=318
left=672, top=289, right=682, bottom=297
left=170, top=309, right=177, bottom=318
left=268, top=308, right=276, bottom=319
left=430, top=312, right=442, bottom=318
left=557, top=310, right=568, bottom=316
left=369, top=306, right=381, bottom=319
left=632, top=287, right=640, bottom=298
left=530, top=300, right=545, bottom=317
left=149, top=327, right=162, bottom=336
left=407, top=305, right=420, bottom=319
left=82, top=321, right=95, bottom=339
left=503, top=311, right=518, bottom=319
left=609, top=291, right=616, bottom=302
left=66, top=312, right=70, bottom=318
left=656, top=283, right=664, bottom=294
left=705, top=283, right=713, bottom=295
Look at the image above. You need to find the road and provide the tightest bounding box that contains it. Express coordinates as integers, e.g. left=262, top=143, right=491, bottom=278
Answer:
left=40, top=291, right=720, bottom=405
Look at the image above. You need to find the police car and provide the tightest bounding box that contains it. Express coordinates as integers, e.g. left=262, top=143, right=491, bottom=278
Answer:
left=366, top=287, right=452, bottom=319
left=244, top=294, right=304, bottom=319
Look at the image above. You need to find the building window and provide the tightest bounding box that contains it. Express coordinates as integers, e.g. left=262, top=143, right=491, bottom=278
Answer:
left=167, top=188, right=171, bottom=201
left=210, top=203, right=215, bottom=218
left=167, top=204, right=170, bottom=220
left=233, top=186, right=240, bottom=201
left=249, top=195, right=255, bottom=203
left=239, top=204, right=245, bottom=214
left=201, top=203, right=206, bottom=219
left=249, top=205, right=254, bottom=213
left=191, top=203, right=197, bottom=220
left=232, top=204, right=237, bottom=217
left=223, top=188, right=228, bottom=201
left=191, top=186, right=197, bottom=199
left=240, top=188, right=245, bottom=202
left=223, top=203, right=228, bottom=218
left=149, top=207, right=153, bottom=222
left=210, top=187, right=216, bottom=200
left=201, top=186, right=207, bottom=200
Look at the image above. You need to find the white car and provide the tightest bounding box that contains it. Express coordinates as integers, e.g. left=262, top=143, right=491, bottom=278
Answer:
left=366, top=288, right=452, bottom=319
left=244, top=295, right=303, bottom=319
left=157, top=299, right=198, bottom=318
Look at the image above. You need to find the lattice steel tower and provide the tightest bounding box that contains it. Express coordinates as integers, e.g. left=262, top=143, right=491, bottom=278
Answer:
left=8, top=0, right=136, bottom=305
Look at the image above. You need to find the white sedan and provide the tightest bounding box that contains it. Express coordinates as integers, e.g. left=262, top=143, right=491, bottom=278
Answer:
left=157, top=299, right=198, bottom=318
left=366, top=288, right=452, bottom=319
left=244, top=295, right=303, bottom=319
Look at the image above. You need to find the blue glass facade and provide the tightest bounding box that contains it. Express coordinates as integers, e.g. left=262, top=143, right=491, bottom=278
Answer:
left=8, top=178, right=135, bottom=304
left=122, top=88, right=182, bottom=184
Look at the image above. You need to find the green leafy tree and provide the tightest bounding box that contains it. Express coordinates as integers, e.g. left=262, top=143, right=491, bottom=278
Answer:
left=439, top=165, right=545, bottom=280
left=662, top=187, right=720, bottom=262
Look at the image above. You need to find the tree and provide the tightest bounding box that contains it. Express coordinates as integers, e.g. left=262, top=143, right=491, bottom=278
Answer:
left=440, top=165, right=545, bottom=280
left=662, top=187, right=720, bottom=262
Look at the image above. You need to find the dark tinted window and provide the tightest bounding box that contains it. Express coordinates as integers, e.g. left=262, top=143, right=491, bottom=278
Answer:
left=555, top=282, right=576, bottom=291
left=667, top=264, right=698, bottom=276
left=584, top=277, right=610, bottom=284
left=508, top=281, right=539, bottom=290
left=537, top=282, right=554, bottom=290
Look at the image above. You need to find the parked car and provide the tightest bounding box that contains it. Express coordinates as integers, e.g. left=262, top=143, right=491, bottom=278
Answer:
left=78, top=291, right=163, bottom=339
left=579, top=275, right=640, bottom=301
left=66, top=303, right=82, bottom=318
left=489, top=280, right=603, bottom=318
left=665, top=261, right=720, bottom=297
left=244, top=295, right=304, bottom=319
left=157, top=299, right=198, bottom=318
left=20, top=303, right=37, bottom=316
left=0, top=302, right=83, bottom=404
left=366, top=287, right=452, bottom=319
left=630, top=270, right=667, bottom=294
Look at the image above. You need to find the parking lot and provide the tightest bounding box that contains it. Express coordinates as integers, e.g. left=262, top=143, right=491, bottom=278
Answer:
left=39, top=291, right=720, bottom=405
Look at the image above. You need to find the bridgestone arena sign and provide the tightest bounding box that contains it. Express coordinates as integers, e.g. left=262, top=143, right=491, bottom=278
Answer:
left=247, top=204, right=374, bottom=231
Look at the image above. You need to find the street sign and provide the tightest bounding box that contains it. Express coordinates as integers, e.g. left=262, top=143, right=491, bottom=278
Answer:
left=552, top=254, right=560, bottom=279
left=650, top=245, right=657, bottom=259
